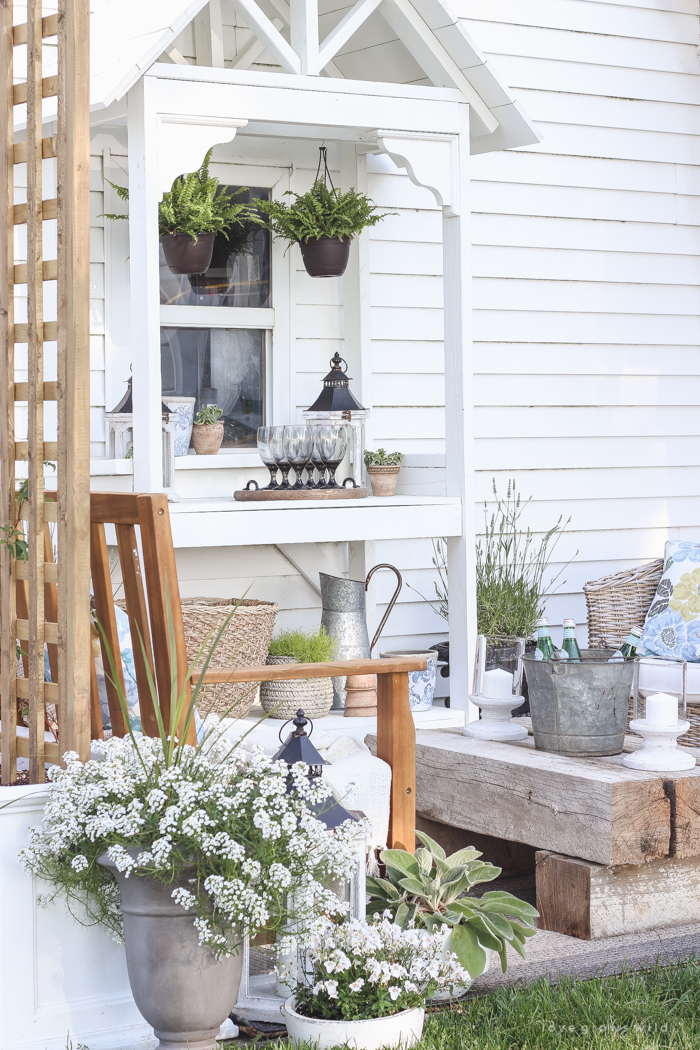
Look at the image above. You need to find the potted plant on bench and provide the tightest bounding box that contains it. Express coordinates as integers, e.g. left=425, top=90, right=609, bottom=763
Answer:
left=364, top=449, right=403, bottom=497
left=261, top=626, right=337, bottom=719
left=366, top=830, right=538, bottom=984
left=191, top=403, right=225, bottom=454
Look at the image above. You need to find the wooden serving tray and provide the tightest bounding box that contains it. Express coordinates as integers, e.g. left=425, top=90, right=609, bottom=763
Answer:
left=234, top=486, right=369, bottom=501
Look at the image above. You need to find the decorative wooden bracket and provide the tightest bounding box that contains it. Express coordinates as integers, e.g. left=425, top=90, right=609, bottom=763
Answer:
left=368, top=129, right=461, bottom=216
left=157, top=115, right=248, bottom=194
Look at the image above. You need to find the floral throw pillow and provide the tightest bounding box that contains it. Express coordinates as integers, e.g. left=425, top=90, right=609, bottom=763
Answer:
left=640, top=542, right=700, bottom=661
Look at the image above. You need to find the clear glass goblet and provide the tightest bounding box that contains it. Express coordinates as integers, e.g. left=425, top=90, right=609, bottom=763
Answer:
left=257, top=426, right=279, bottom=488
left=284, top=425, right=314, bottom=490
left=310, top=427, right=327, bottom=488
left=269, top=426, right=292, bottom=489
left=316, top=425, right=348, bottom=489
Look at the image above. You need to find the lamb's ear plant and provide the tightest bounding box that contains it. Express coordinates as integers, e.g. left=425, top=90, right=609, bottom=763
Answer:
left=253, top=180, right=394, bottom=249
left=367, top=830, right=538, bottom=978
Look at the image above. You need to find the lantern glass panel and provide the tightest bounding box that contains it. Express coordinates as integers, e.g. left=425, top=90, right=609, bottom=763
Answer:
left=473, top=635, right=525, bottom=697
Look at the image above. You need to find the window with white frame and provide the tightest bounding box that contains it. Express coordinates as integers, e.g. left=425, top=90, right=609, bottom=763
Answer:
left=159, top=178, right=274, bottom=450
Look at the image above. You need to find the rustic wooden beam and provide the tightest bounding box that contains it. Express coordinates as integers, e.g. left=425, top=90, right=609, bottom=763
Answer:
left=13, top=14, right=59, bottom=43
left=12, top=136, right=57, bottom=164
left=537, top=850, right=700, bottom=940
left=413, top=731, right=674, bottom=866
left=12, top=74, right=58, bottom=104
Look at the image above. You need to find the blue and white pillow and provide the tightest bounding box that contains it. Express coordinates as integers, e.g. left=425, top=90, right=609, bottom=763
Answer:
left=640, top=541, right=700, bottom=661
left=95, top=603, right=142, bottom=731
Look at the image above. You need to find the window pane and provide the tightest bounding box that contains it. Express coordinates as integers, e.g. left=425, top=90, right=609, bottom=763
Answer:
left=159, top=187, right=271, bottom=308
left=161, top=327, right=264, bottom=449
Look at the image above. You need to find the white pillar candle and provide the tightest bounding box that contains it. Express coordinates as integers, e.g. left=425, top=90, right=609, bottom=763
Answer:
left=644, top=692, right=679, bottom=727
left=481, top=668, right=514, bottom=700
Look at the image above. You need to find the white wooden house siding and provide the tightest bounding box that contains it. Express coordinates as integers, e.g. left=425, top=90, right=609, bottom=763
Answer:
left=86, top=0, right=700, bottom=670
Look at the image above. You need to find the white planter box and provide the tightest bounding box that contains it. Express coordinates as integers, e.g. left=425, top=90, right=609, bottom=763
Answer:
left=0, top=785, right=154, bottom=1050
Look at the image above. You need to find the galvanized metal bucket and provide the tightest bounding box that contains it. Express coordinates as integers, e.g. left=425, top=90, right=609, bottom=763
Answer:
left=523, top=650, right=638, bottom=757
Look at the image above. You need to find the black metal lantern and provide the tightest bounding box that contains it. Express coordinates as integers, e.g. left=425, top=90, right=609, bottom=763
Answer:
left=273, top=709, right=359, bottom=830
left=306, top=354, right=365, bottom=415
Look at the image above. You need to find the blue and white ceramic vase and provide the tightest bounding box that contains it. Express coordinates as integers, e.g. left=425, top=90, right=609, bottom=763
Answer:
left=379, top=649, right=438, bottom=712
left=164, top=396, right=196, bottom=456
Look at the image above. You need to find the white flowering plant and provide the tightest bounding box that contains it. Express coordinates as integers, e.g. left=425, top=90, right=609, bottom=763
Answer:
left=19, top=600, right=359, bottom=957
left=290, top=915, right=471, bottom=1021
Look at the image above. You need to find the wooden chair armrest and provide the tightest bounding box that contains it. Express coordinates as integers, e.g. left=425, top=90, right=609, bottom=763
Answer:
left=200, top=656, right=427, bottom=685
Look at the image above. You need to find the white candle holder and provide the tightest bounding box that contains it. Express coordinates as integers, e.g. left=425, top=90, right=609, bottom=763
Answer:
left=623, top=663, right=694, bottom=771
left=464, top=635, right=528, bottom=742
left=623, top=718, right=694, bottom=771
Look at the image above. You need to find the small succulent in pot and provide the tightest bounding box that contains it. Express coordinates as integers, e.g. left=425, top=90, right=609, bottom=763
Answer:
left=366, top=830, right=538, bottom=978
left=253, top=150, right=394, bottom=278
left=102, top=149, right=254, bottom=275
left=364, top=449, right=403, bottom=498
left=191, top=404, right=224, bottom=455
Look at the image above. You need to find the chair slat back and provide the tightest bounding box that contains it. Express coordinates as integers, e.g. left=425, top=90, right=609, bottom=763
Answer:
left=89, top=492, right=195, bottom=745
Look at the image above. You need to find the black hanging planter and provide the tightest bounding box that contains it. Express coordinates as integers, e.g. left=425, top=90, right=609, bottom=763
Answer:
left=160, top=231, right=216, bottom=275
left=299, top=235, right=352, bottom=278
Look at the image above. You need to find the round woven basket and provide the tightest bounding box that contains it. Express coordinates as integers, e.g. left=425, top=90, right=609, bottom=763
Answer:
left=260, top=655, right=334, bottom=720
left=180, top=598, right=278, bottom=717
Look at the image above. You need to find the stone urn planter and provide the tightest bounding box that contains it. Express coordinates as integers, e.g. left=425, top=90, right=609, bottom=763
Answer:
left=160, top=231, right=216, bottom=275
left=366, top=464, right=400, bottom=497
left=98, top=852, right=243, bottom=1050
left=192, top=421, right=224, bottom=455
left=299, top=235, right=351, bottom=278
left=283, top=997, right=424, bottom=1050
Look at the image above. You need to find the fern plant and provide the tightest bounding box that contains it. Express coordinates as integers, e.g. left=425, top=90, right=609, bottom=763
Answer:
left=254, top=180, right=392, bottom=247
left=102, top=149, right=253, bottom=241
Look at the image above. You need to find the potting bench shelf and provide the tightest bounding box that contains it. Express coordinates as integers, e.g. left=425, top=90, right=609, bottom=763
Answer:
left=405, top=728, right=700, bottom=942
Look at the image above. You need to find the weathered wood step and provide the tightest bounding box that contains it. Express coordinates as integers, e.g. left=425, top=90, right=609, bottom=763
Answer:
left=412, top=729, right=700, bottom=866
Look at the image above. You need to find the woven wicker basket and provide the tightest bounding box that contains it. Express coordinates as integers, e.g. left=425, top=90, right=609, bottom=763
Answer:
left=116, top=597, right=278, bottom=718
left=260, top=655, right=334, bottom=720
left=584, top=559, right=663, bottom=650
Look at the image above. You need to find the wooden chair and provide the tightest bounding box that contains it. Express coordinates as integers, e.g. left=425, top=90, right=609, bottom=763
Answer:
left=89, top=492, right=422, bottom=851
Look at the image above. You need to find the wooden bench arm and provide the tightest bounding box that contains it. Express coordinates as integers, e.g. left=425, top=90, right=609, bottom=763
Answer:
left=200, top=655, right=421, bottom=853
left=200, top=656, right=427, bottom=685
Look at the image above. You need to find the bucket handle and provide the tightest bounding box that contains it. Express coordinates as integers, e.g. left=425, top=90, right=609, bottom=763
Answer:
left=545, top=660, right=568, bottom=676
left=366, top=563, right=403, bottom=654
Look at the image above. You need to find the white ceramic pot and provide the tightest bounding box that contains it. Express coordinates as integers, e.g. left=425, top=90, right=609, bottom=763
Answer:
left=379, top=650, right=438, bottom=712
left=164, top=396, right=196, bottom=456
left=0, top=785, right=152, bottom=1050
left=283, top=997, right=424, bottom=1050
left=429, top=927, right=492, bottom=1000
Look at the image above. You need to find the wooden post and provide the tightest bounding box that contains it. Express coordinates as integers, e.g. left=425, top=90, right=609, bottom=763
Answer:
left=0, top=0, right=18, bottom=784
left=57, top=0, right=91, bottom=761
left=376, top=671, right=415, bottom=852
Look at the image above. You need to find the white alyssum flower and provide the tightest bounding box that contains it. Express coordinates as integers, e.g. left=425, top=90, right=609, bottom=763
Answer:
left=18, top=734, right=359, bottom=957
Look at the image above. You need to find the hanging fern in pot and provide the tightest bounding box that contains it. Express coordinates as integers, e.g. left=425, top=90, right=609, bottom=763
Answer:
left=103, top=149, right=254, bottom=275
left=253, top=146, right=395, bottom=277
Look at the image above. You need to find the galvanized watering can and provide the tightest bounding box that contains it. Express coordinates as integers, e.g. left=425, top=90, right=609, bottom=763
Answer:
left=320, top=565, right=402, bottom=709
left=523, top=650, right=638, bottom=757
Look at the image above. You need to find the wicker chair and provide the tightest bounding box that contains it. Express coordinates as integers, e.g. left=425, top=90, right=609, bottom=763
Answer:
left=584, top=559, right=664, bottom=650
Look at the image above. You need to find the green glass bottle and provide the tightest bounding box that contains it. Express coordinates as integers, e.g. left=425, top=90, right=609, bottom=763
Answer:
left=534, top=617, right=558, bottom=661
left=608, top=625, right=643, bottom=663
left=561, top=618, right=582, bottom=662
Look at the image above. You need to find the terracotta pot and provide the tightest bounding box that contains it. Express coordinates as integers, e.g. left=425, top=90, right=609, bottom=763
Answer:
left=366, top=465, right=400, bottom=497
left=161, top=232, right=216, bottom=275
left=343, top=673, right=377, bottom=717
left=299, top=236, right=351, bottom=278
left=191, top=422, right=224, bottom=455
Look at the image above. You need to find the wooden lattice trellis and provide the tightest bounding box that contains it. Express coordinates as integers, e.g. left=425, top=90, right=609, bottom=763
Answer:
left=0, top=0, right=90, bottom=783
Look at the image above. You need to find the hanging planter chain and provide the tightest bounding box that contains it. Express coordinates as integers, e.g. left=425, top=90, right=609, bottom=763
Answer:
left=314, top=145, right=337, bottom=194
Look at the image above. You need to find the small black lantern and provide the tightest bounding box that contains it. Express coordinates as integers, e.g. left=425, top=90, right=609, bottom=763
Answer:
left=306, top=353, right=365, bottom=415
left=273, top=709, right=359, bottom=830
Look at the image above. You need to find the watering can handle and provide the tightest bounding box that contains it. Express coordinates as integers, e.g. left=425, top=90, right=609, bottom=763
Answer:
left=365, top=563, right=403, bottom=655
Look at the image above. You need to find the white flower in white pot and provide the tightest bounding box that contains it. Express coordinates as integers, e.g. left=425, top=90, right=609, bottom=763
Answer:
left=283, top=914, right=472, bottom=1050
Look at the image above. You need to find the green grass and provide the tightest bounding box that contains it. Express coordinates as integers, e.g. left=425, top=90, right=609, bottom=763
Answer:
left=262, top=961, right=700, bottom=1050
left=268, top=626, right=337, bottom=663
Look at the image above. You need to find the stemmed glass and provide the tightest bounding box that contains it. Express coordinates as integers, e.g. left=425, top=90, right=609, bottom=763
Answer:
left=269, top=426, right=292, bottom=489
left=284, top=425, right=314, bottom=490
left=316, top=425, right=348, bottom=489
left=310, top=427, right=327, bottom=488
left=257, top=426, right=279, bottom=488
